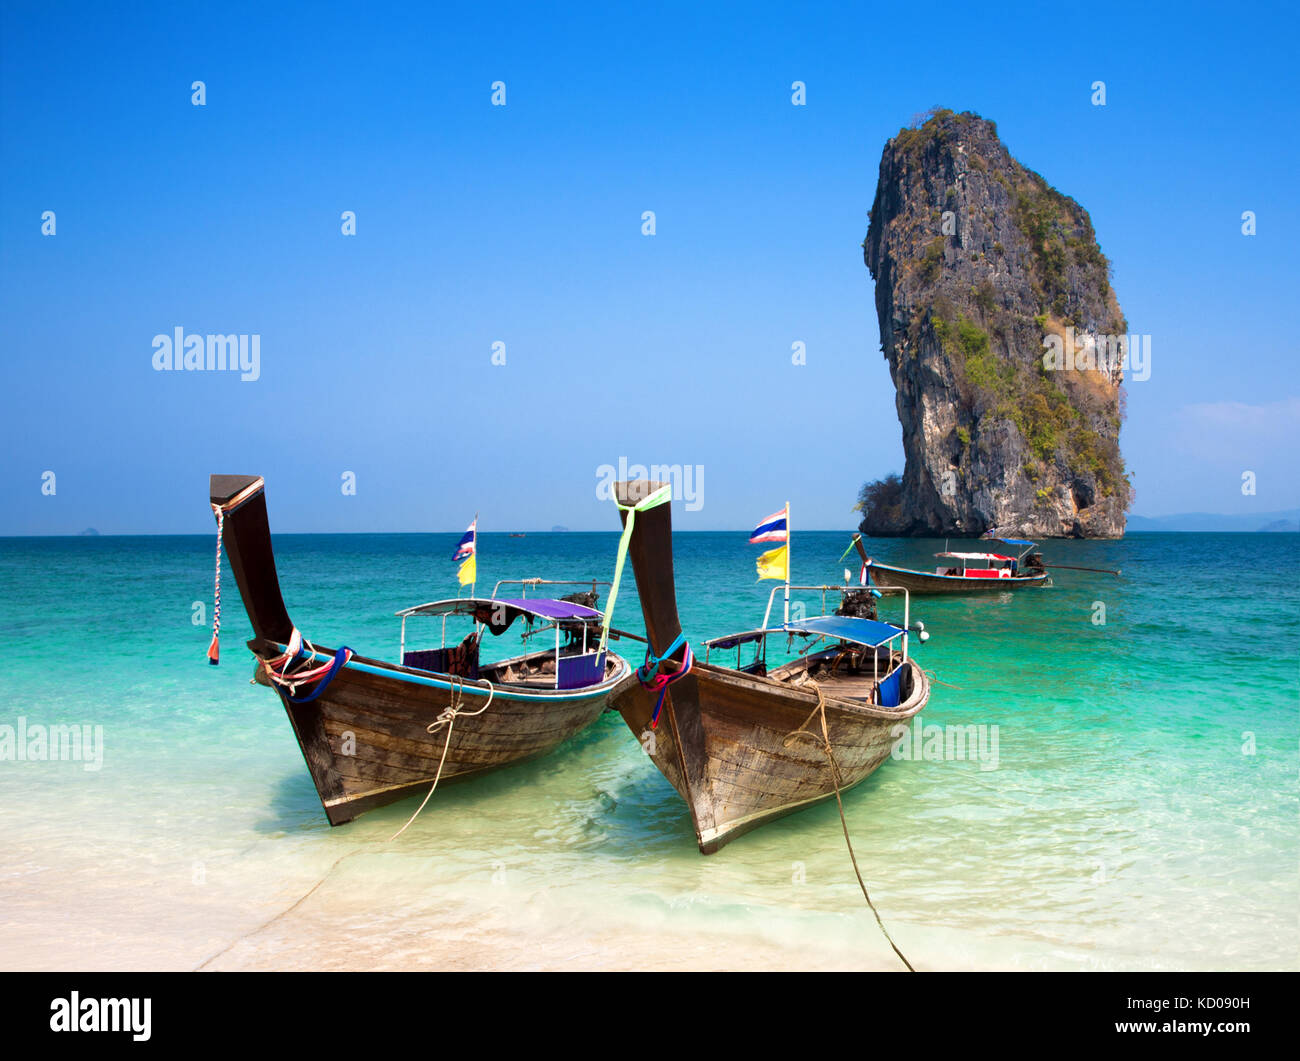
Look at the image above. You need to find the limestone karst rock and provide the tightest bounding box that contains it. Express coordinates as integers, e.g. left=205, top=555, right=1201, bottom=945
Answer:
left=861, top=109, right=1130, bottom=538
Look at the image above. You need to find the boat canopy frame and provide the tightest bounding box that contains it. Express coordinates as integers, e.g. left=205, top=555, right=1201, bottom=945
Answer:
left=396, top=578, right=614, bottom=690
left=704, top=583, right=913, bottom=673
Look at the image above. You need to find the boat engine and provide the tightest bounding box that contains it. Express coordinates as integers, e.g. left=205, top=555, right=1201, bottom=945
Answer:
left=836, top=589, right=878, bottom=621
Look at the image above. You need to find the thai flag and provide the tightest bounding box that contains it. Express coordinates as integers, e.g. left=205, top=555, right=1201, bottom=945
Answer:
left=749, top=506, right=788, bottom=544
left=451, top=518, right=476, bottom=561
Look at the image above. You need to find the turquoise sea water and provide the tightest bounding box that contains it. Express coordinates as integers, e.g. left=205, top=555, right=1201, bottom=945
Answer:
left=1, top=531, right=1297, bottom=970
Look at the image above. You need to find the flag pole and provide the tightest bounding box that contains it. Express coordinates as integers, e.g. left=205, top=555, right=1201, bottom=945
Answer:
left=783, top=500, right=790, bottom=626
left=471, top=511, right=478, bottom=598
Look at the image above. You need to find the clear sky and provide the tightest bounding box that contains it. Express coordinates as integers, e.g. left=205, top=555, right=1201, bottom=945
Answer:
left=2, top=0, right=1296, bottom=534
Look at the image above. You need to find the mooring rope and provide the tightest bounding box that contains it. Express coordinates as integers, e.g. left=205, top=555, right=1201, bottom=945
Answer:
left=388, top=676, right=495, bottom=842
left=922, top=668, right=963, bottom=690
left=784, top=680, right=916, bottom=972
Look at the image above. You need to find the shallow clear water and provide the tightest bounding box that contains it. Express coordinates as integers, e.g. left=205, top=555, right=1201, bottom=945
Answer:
left=1, top=531, right=1296, bottom=970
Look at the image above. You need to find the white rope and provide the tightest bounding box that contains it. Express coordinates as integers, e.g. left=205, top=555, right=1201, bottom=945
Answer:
left=388, top=677, right=495, bottom=842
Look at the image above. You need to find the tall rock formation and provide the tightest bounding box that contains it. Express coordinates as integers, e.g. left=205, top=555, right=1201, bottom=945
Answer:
left=861, top=109, right=1129, bottom=538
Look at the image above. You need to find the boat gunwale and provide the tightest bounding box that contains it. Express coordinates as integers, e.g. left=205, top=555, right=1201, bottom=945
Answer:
left=685, top=653, right=930, bottom=723
left=252, top=638, right=633, bottom=702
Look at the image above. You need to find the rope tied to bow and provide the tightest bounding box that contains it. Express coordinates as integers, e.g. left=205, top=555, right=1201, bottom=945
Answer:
left=389, top=676, right=496, bottom=841
left=784, top=679, right=916, bottom=972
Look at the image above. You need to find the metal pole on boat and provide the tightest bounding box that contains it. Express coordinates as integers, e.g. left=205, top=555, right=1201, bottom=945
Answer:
left=902, top=588, right=909, bottom=664
left=470, top=512, right=478, bottom=598
left=783, top=500, right=791, bottom=626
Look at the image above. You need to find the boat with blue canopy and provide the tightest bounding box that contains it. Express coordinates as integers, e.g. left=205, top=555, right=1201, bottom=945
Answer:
left=602, top=481, right=931, bottom=854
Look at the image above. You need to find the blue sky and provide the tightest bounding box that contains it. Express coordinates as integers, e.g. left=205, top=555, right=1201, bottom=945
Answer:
left=2, top=0, right=1296, bottom=533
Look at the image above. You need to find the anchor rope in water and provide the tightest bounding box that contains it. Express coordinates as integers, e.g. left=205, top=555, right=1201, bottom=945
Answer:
left=388, top=676, right=495, bottom=842
left=784, top=680, right=916, bottom=972
left=922, top=668, right=962, bottom=691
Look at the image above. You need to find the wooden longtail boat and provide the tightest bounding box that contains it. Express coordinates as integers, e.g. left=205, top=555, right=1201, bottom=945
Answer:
left=603, top=482, right=930, bottom=854
left=848, top=533, right=1050, bottom=595
left=208, top=474, right=634, bottom=825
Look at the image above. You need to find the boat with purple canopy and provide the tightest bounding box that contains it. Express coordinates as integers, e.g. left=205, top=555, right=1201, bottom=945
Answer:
left=208, top=474, right=636, bottom=826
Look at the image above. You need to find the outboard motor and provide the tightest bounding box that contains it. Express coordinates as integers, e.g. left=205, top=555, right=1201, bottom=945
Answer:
left=836, top=589, right=879, bottom=621
left=560, top=589, right=600, bottom=647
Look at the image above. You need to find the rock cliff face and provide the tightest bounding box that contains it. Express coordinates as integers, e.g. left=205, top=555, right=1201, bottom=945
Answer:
left=861, top=109, right=1129, bottom=538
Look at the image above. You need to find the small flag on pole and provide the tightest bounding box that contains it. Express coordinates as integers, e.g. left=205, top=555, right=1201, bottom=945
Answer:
left=750, top=502, right=792, bottom=626
left=755, top=544, right=788, bottom=581
left=749, top=506, right=788, bottom=544
left=452, top=516, right=477, bottom=588
left=457, top=554, right=476, bottom=587
left=451, top=518, right=476, bottom=561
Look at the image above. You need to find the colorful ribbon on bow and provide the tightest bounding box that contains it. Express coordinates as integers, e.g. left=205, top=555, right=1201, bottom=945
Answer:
left=637, top=632, right=693, bottom=730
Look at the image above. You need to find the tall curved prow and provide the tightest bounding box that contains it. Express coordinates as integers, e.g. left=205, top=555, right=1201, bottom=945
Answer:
left=613, top=480, right=717, bottom=849
left=208, top=474, right=294, bottom=650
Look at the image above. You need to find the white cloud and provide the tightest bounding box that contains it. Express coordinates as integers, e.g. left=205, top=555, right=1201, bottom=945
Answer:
left=1179, top=397, right=1300, bottom=438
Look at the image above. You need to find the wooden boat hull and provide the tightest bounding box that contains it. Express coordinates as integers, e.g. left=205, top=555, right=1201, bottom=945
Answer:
left=253, top=641, right=628, bottom=825
left=209, top=473, right=631, bottom=826
left=609, top=657, right=928, bottom=852
left=608, top=481, right=929, bottom=854
left=866, top=561, right=1049, bottom=595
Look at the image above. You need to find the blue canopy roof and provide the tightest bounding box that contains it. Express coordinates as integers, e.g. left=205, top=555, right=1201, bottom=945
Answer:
left=785, top=615, right=906, bottom=648
left=996, top=538, right=1036, bottom=547
left=705, top=617, right=905, bottom=651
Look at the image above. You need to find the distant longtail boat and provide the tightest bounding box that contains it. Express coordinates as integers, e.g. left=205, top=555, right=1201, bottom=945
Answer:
left=846, top=533, right=1050, bottom=595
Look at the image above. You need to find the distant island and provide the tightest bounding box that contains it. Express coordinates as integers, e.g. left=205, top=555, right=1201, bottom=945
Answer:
left=78, top=528, right=100, bottom=536
left=551, top=525, right=569, bottom=532
left=1127, top=509, right=1300, bottom=533
left=858, top=109, right=1129, bottom=539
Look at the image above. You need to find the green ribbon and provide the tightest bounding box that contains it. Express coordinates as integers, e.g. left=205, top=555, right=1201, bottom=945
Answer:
left=599, top=483, right=674, bottom=656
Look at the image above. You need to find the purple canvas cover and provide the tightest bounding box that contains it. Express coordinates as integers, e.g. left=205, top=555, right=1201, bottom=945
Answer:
left=495, top=598, right=601, bottom=621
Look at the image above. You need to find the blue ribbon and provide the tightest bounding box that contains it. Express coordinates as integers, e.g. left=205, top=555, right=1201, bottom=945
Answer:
left=283, top=646, right=353, bottom=704
left=637, top=631, right=687, bottom=683
left=636, top=633, right=693, bottom=729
